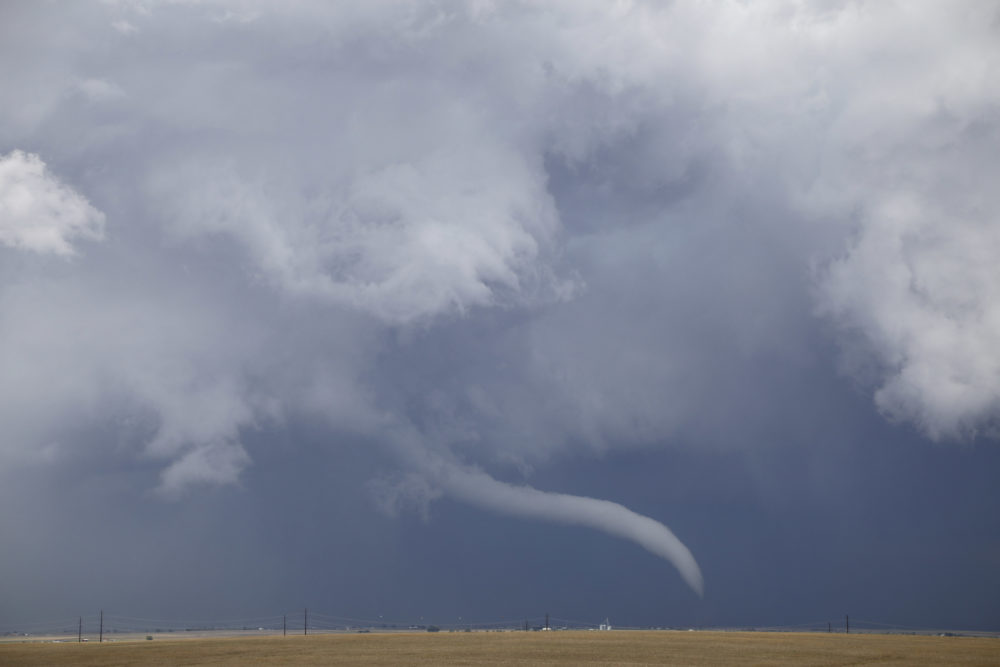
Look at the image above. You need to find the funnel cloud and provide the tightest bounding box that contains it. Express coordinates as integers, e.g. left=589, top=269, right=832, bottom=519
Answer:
left=440, top=465, right=704, bottom=596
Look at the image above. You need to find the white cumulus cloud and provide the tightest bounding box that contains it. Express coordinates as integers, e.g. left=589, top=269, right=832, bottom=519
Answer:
left=0, top=150, right=105, bottom=255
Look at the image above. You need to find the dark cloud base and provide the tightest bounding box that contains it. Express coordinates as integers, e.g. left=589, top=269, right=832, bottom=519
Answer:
left=3, top=403, right=998, bottom=630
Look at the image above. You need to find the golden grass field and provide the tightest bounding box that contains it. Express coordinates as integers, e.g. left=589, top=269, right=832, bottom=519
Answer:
left=1, top=630, right=998, bottom=666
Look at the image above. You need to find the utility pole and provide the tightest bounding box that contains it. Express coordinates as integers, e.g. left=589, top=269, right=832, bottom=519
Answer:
left=827, top=621, right=831, bottom=633
left=78, top=616, right=82, bottom=643
left=846, top=615, right=849, bottom=634
left=99, top=610, right=103, bottom=643
left=304, top=608, right=308, bottom=636
left=545, top=613, right=549, bottom=630
left=283, top=615, right=286, bottom=637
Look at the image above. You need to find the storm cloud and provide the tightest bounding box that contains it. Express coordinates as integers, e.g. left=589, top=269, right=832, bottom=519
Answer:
left=1, top=0, right=998, bottom=624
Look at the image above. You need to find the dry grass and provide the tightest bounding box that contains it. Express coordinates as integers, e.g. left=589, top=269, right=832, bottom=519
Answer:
left=1, top=630, right=997, bottom=666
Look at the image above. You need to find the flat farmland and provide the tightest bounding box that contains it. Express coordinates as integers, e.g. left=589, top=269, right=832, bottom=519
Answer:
left=1, top=630, right=997, bottom=666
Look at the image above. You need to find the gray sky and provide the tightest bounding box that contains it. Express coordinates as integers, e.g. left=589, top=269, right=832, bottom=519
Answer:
left=1, top=1, right=999, bottom=631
